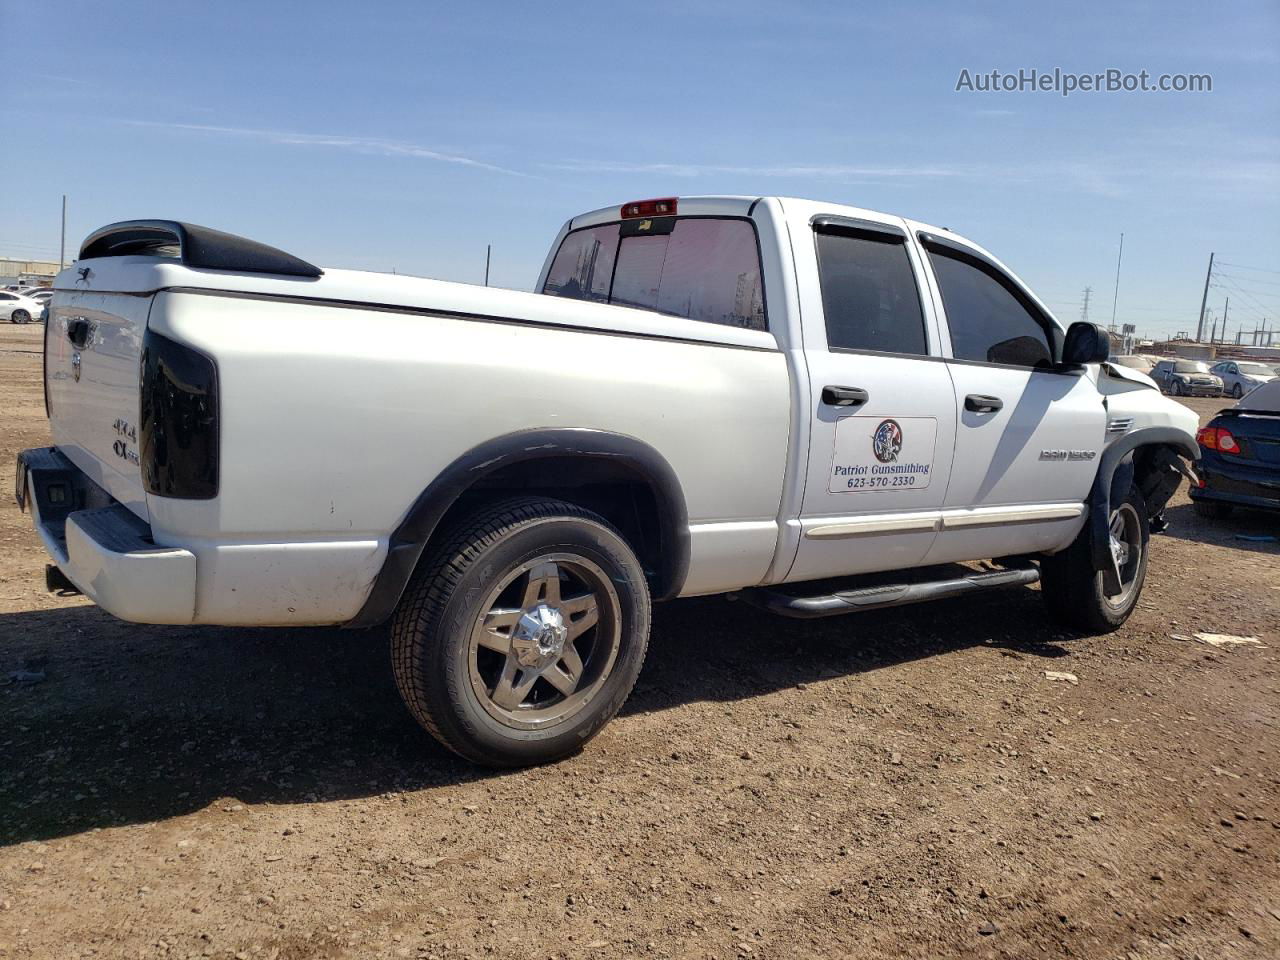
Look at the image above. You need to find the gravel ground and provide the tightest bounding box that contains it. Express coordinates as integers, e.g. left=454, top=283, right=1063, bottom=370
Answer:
left=0, top=320, right=1277, bottom=960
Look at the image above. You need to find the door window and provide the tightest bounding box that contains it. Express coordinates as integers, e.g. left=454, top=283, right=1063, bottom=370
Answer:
left=814, top=231, right=927, bottom=355
left=927, top=249, right=1054, bottom=368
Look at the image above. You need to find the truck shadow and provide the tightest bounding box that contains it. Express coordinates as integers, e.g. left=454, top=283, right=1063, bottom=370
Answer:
left=0, top=586, right=1071, bottom=846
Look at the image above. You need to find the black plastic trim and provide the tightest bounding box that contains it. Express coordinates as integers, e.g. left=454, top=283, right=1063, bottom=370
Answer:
left=811, top=215, right=907, bottom=241
left=346, top=429, right=691, bottom=629
left=79, top=220, right=322, bottom=278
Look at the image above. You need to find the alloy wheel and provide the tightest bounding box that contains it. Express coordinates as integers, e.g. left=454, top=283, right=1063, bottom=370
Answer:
left=1104, top=503, right=1143, bottom=608
left=467, top=553, right=621, bottom=731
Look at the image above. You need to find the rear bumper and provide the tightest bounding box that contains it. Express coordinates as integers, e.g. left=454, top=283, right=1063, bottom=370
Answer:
left=1190, top=457, right=1280, bottom=513
left=16, top=447, right=198, bottom=624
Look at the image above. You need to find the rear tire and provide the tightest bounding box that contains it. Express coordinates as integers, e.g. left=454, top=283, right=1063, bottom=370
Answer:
left=1041, top=484, right=1149, bottom=633
left=390, top=497, right=651, bottom=767
left=11, top=309, right=29, bottom=324
left=1193, top=499, right=1233, bottom=520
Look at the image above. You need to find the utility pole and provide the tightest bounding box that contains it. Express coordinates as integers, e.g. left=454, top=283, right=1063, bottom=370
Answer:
left=1195, top=252, right=1214, bottom=342
left=1109, top=233, right=1124, bottom=330
left=484, top=245, right=491, bottom=287
left=1222, top=297, right=1229, bottom=343
left=1210, top=320, right=1218, bottom=344
left=1081, top=286, right=1092, bottom=323
left=60, top=194, right=67, bottom=269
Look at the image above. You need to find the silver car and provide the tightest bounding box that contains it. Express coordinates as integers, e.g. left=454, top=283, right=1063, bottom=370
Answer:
left=1209, top=360, right=1276, bottom=400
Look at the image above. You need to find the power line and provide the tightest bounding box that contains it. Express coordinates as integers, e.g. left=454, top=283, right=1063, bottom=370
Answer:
left=1216, top=260, right=1280, bottom=277
left=1214, top=270, right=1280, bottom=289
left=1211, top=279, right=1278, bottom=322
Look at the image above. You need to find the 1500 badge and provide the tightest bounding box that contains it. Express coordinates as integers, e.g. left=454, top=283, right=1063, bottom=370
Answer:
left=1039, top=449, right=1097, bottom=461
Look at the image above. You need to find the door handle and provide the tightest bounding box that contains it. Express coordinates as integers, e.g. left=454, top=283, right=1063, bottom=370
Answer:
left=822, top=385, right=869, bottom=407
left=965, top=394, right=1003, bottom=413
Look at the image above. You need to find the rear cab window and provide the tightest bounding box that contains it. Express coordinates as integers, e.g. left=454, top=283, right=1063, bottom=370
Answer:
left=543, top=217, right=766, bottom=331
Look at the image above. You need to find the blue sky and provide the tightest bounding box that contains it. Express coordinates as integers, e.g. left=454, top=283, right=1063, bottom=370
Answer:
left=3, top=0, right=1278, bottom=340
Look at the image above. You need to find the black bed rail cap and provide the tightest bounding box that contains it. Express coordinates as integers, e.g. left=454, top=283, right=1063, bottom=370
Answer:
left=78, top=220, right=323, bottom=278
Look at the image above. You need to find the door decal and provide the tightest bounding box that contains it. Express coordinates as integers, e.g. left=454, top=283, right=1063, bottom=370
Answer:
left=830, top=416, right=938, bottom=492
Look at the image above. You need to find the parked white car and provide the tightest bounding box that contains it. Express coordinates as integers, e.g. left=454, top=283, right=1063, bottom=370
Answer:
left=18, top=201, right=1200, bottom=766
left=0, top=290, right=44, bottom=323
left=1210, top=359, right=1276, bottom=399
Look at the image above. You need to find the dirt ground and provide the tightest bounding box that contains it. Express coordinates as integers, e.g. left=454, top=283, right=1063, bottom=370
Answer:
left=0, top=319, right=1276, bottom=960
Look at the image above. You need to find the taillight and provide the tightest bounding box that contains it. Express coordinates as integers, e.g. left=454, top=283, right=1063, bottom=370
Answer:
left=621, top=197, right=678, bottom=219
left=1196, top=426, right=1241, bottom=455
left=139, top=330, right=219, bottom=499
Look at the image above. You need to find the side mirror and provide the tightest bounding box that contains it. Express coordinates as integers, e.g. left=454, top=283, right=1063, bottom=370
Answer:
left=1061, top=321, right=1110, bottom=367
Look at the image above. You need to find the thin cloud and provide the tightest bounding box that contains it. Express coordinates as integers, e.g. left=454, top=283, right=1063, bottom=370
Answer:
left=124, top=120, right=529, bottom=176
left=545, top=159, right=966, bottom=180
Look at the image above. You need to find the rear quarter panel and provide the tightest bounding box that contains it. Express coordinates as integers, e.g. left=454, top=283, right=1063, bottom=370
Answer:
left=145, top=291, right=792, bottom=616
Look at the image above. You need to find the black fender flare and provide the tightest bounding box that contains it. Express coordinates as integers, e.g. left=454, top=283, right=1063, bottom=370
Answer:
left=1087, top=428, right=1199, bottom=592
left=346, top=428, right=690, bottom=628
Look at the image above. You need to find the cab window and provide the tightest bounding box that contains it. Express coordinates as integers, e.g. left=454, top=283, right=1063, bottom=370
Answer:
left=543, top=218, right=766, bottom=331
left=542, top=224, right=618, bottom=304
left=814, top=229, right=927, bottom=355
left=927, top=247, right=1054, bottom=368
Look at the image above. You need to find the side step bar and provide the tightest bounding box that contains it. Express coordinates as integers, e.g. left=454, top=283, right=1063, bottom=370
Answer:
left=735, top=565, right=1040, bottom=619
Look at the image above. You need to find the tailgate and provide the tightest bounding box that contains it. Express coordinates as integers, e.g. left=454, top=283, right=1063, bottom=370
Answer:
left=45, top=290, right=151, bottom=519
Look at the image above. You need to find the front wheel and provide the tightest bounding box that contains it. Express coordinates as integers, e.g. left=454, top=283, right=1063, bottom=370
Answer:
left=11, top=309, right=30, bottom=324
left=1169, top=380, right=1181, bottom=396
left=1231, top=383, right=1244, bottom=399
left=1040, top=485, right=1150, bottom=632
left=390, top=497, right=651, bottom=767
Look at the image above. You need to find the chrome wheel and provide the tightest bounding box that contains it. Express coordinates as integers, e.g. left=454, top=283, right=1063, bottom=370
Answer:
left=468, top=553, right=621, bottom=731
left=1104, top=502, right=1142, bottom=607
left=12, top=309, right=29, bottom=324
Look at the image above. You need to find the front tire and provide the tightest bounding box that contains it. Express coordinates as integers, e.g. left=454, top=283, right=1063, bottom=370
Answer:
left=1040, top=485, right=1150, bottom=633
left=390, top=497, right=651, bottom=767
left=1231, top=383, right=1244, bottom=399
left=1169, top=380, right=1182, bottom=396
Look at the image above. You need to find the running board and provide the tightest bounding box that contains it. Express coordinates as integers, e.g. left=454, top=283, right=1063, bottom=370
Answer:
left=736, top=566, right=1040, bottom=619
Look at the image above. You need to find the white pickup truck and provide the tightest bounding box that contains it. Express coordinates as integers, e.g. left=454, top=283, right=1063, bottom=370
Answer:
left=17, top=197, right=1199, bottom=766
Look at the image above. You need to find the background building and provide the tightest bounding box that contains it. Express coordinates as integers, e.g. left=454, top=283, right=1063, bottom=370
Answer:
left=0, top=257, right=60, bottom=288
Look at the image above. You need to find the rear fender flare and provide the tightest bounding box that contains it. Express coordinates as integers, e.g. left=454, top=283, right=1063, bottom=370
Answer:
left=346, top=429, right=689, bottom=628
